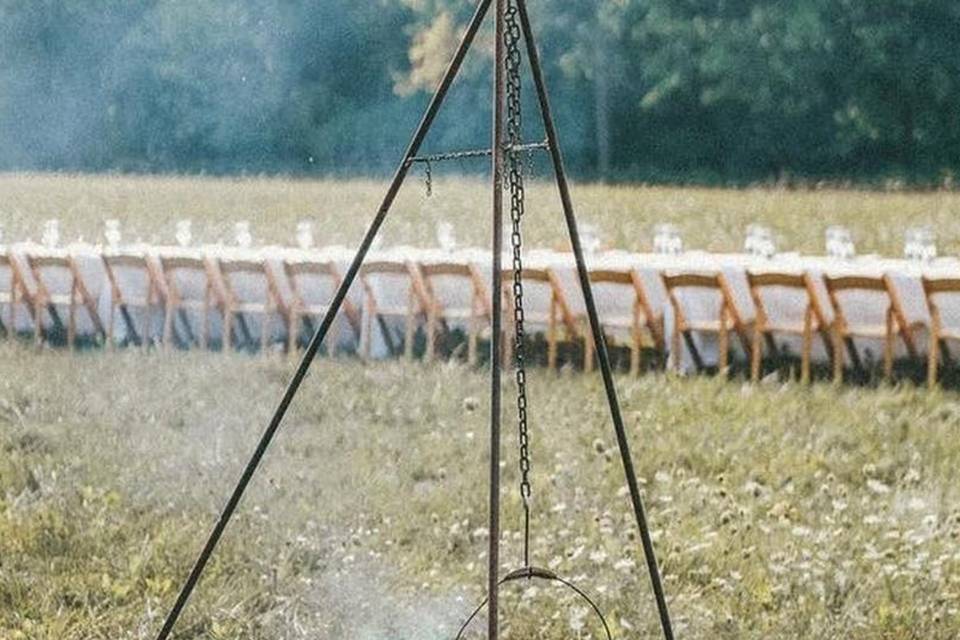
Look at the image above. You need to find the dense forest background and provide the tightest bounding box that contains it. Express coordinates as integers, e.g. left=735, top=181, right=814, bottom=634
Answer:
left=1, top=0, right=958, bottom=183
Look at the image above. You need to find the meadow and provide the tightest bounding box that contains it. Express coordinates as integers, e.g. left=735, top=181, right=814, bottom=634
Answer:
left=2, top=174, right=960, bottom=639
left=2, top=345, right=959, bottom=639
left=3, top=173, right=960, bottom=256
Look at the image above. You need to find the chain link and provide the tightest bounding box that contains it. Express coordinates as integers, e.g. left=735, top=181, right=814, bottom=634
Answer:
left=504, top=0, right=532, bottom=566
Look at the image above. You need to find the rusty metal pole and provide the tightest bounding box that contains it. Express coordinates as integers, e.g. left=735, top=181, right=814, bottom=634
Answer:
left=152, top=2, right=492, bottom=638
left=514, top=1, right=675, bottom=638
left=487, top=0, right=506, bottom=638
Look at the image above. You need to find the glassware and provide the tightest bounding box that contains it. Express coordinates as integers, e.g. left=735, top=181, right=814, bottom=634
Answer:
left=436, top=221, right=457, bottom=251
left=745, top=224, right=776, bottom=258
left=42, top=219, right=60, bottom=248
left=904, top=227, right=936, bottom=261
left=175, top=220, right=192, bottom=247
left=825, top=226, right=855, bottom=259
left=104, top=219, right=122, bottom=248
left=580, top=223, right=602, bottom=254
left=234, top=221, right=253, bottom=248
left=653, top=223, right=682, bottom=255
left=295, top=221, right=314, bottom=250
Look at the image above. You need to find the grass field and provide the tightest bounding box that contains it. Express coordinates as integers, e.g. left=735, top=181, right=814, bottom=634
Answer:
left=2, top=343, right=959, bottom=639
left=3, top=175, right=960, bottom=639
left=2, top=173, right=960, bottom=257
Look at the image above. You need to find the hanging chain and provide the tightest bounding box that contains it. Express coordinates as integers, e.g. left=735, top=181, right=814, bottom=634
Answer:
left=504, top=0, right=532, bottom=569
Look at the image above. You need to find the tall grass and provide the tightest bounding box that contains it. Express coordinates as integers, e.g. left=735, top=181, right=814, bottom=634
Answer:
left=2, top=173, right=960, bottom=257
left=2, top=344, right=959, bottom=638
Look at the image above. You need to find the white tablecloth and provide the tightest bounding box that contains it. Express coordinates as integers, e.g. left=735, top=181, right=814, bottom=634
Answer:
left=3, top=242, right=958, bottom=369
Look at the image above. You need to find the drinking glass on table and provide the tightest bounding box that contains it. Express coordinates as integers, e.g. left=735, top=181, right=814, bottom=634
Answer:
left=104, top=219, right=122, bottom=249
left=175, top=220, right=192, bottom=247
left=745, top=224, right=776, bottom=258
left=42, top=219, right=60, bottom=248
left=825, top=226, right=855, bottom=259
left=904, top=227, right=936, bottom=262
left=234, top=221, right=253, bottom=248
left=653, top=223, right=682, bottom=255
left=296, top=221, right=314, bottom=250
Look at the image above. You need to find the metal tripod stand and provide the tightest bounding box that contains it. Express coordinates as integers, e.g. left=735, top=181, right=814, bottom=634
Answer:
left=153, top=1, right=674, bottom=638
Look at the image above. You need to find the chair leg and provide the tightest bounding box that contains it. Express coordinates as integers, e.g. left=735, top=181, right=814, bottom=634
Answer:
left=108, top=298, right=116, bottom=350
left=202, top=284, right=211, bottom=350
left=750, top=322, right=763, bottom=383
left=801, top=306, right=813, bottom=385
left=718, top=306, right=729, bottom=375
left=468, top=302, right=478, bottom=366
left=883, top=307, right=894, bottom=381
left=261, top=307, right=271, bottom=355
left=288, top=309, right=300, bottom=355
left=629, top=305, right=641, bottom=377
left=67, top=282, right=78, bottom=350
left=329, top=312, right=339, bottom=358
left=928, top=316, right=939, bottom=390
left=142, top=287, right=153, bottom=351
left=163, top=301, right=174, bottom=351
left=34, top=299, right=43, bottom=347
left=426, top=306, right=437, bottom=362
left=672, top=315, right=682, bottom=373
left=584, top=325, right=595, bottom=373
left=404, top=293, right=415, bottom=361
left=547, top=297, right=557, bottom=371
left=362, top=298, right=374, bottom=360
left=9, top=284, right=18, bottom=339
left=832, top=322, right=844, bottom=384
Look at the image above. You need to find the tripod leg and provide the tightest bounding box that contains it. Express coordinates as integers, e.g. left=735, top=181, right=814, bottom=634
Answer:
left=515, top=2, right=674, bottom=638
left=152, top=2, right=494, bottom=638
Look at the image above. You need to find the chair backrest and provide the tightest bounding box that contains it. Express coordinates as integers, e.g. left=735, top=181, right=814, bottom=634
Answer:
left=922, top=277, right=960, bottom=296
left=160, top=255, right=213, bottom=302
left=27, top=253, right=76, bottom=299
left=662, top=271, right=743, bottom=329
left=588, top=269, right=633, bottom=286
left=420, top=262, right=491, bottom=316
left=922, top=277, right=960, bottom=333
left=359, top=260, right=429, bottom=313
left=747, top=271, right=828, bottom=329
left=824, top=273, right=915, bottom=354
left=216, top=257, right=279, bottom=309
left=822, top=274, right=889, bottom=328
left=501, top=266, right=576, bottom=330
left=102, top=253, right=158, bottom=305
left=285, top=260, right=341, bottom=306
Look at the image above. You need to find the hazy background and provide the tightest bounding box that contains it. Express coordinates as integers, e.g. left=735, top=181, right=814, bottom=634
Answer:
left=1, top=0, right=958, bottom=183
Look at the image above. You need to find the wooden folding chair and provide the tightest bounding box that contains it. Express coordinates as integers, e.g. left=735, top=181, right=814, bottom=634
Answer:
left=922, top=277, right=960, bottom=388
left=358, top=261, right=431, bottom=359
left=746, top=271, right=831, bottom=383
left=212, top=257, right=288, bottom=354
left=27, top=253, right=105, bottom=348
left=284, top=260, right=361, bottom=355
left=823, top=274, right=919, bottom=383
left=501, top=267, right=579, bottom=370
left=101, top=253, right=166, bottom=348
left=585, top=268, right=664, bottom=375
left=662, top=272, right=749, bottom=374
left=159, top=255, right=219, bottom=350
left=0, top=252, right=32, bottom=339
left=420, top=262, right=491, bottom=364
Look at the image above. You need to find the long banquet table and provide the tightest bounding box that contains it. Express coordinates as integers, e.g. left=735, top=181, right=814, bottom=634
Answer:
left=2, top=241, right=958, bottom=370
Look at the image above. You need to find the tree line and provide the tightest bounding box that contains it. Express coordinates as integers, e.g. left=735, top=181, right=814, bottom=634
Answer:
left=1, top=0, right=957, bottom=184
